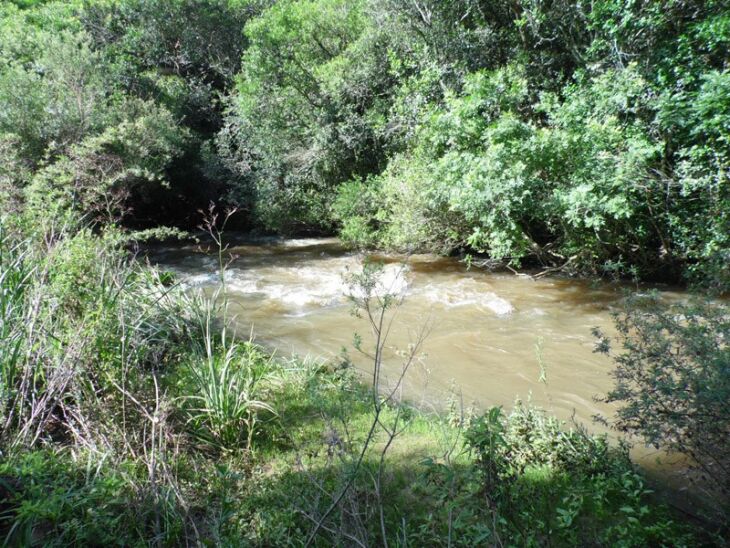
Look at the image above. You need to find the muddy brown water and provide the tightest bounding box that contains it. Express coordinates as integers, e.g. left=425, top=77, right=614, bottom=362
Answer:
left=148, top=236, right=700, bottom=503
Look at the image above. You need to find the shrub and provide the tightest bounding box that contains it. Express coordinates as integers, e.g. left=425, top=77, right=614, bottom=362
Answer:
left=595, top=295, right=730, bottom=512
left=456, top=403, right=692, bottom=546
left=332, top=177, right=380, bottom=248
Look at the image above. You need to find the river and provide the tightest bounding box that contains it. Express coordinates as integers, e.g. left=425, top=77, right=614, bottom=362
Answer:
left=148, top=235, right=695, bottom=494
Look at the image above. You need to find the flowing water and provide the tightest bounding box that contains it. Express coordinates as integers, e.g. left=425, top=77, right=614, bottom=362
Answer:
left=148, top=236, right=694, bottom=488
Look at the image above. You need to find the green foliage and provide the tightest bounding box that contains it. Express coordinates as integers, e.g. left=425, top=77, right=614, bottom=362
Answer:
left=0, top=451, right=142, bottom=546
left=227, top=0, right=394, bottom=231
left=0, top=0, right=727, bottom=544
left=659, top=69, right=730, bottom=291
left=332, top=177, right=380, bottom=248
left=214, top=0, right=730, bottom=288
left=26, top=101, right=189, bottom=225
left=81, top=0, right=255, bottom=140
left=595, top=296, right=730, bottom=512
left=0, top=22, right=108, bottom=162
left=351, top=64, right=663, bottom=270
left=0, top=2, right=198, bottom=228
left=0, top=0, right=263, bottom=229
left=450, top=403, right=692, bottom=546
left=76, top=0, right=263, bottom=226
left=2, top=0, right=727, bottom=285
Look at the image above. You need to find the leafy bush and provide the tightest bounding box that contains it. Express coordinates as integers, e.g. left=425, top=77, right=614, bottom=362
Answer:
left=227, top=0, right=395, bottom=232
left=332, top=177, right=380, bottom=248
left=452, top=403, right=693, bottom=546
left=595, top=296, right=730, bottom=512
left=0, top=13, right=107, bottom=163
left=26, top=101, right=189, bottom=225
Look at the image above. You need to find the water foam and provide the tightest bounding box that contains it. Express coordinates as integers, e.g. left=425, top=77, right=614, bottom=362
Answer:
left=189, top=261, right=410, bottom=309
left=418, top=279, right=515, bottom=316
left=279, top=238, right=340, bottom=248
left=176, top=259, right=513, bottom=316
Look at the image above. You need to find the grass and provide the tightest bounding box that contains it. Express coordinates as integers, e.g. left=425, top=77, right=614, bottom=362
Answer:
left=181, top=335, right=276, bottom=452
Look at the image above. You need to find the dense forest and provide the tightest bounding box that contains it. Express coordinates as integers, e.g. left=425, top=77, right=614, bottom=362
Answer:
left=0, top=0, right=728, bottom=545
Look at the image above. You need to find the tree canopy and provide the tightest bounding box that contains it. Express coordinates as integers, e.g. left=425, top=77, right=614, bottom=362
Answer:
left=1, top=0, right=728, bottom=287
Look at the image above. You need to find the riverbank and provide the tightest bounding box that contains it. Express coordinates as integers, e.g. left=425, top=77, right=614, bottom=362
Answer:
left=2, top=227, right=720, bottom=545
left=0, top=346, right=700, bottom=546
left=149, top=235, right=728, bottom=525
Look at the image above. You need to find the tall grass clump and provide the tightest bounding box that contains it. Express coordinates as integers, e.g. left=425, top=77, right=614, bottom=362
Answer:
left=181, top=319, right=276, bottom=453
left=0, top=222, right=195, bottom=450
left=0, top=206, right=284, bottom=544
left=0, top=226, right=33, bottom=435
left=175, top=206, right=277, bottom=454
left=0, top=215, right=210, bottom=544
